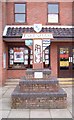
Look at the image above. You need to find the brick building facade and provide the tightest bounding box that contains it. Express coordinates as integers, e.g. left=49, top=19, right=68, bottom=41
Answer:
left=0, top=1, right=74, bottom=85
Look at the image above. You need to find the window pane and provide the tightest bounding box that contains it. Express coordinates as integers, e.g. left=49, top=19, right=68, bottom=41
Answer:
left=48, top=14, right=58, bottom=23
left=48, top=4, right=58, bottom=13
left=15, top=14, right=25, bottom=22
left=15, top=4, right=25, bottom=13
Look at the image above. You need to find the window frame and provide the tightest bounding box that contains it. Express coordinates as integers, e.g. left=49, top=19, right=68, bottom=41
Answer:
left=14, top=3, right=26, bottom=23
left=47, top=3, right=60, bottom=24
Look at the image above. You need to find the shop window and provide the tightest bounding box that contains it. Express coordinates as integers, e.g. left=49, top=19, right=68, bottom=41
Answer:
left=43, top=46, right=50, bottom=68
left=59, top=48, right=69, bottom=70
left=48, top=3, right=59, bottom=23
left=14, top=3, right=26, bottom=23
left=8, top=47, right=33, bottom=69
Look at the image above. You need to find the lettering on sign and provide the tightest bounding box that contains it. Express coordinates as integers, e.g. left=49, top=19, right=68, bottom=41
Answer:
left=22, top=33, right=53, bottom=39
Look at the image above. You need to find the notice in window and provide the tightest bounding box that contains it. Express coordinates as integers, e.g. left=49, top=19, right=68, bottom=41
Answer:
left=14, top=51, right=24, bottom=63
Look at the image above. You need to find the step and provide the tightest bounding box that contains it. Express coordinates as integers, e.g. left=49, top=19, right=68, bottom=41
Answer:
left=58, top=78, right=74, bottom=86
left=11, top=85, right=67, bottom=109
left=5, top=81, right=19, bottom=85
left=5, top=79, right=20, bottom=82
left=4, top=79, right=20, bottom=86
left=19, top=79, right=59, bottom=92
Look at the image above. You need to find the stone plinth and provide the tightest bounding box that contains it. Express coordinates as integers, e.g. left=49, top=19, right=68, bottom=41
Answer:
left=12, top=86, right=67, bottom=109
left=19, top=79, right=59, bottom=92
left=11, top=69, right=67, bottom=109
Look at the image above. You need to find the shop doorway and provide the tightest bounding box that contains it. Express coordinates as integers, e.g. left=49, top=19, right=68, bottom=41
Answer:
left=58, top=46, right=74, bottom=78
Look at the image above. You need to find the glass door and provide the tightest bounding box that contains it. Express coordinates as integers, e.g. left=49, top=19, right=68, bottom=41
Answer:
left=58, top=47, right=72, bottom=78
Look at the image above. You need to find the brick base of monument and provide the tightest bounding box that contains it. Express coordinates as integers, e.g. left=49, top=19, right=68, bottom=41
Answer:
left=11, top=69, right=67, bottom=109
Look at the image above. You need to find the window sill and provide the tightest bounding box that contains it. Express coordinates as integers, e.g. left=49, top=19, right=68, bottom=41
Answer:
left=7, top=68, right=27, bottom=70
left=13, top=22, right=28, bottom=25
left=46, top=22, right=61, bottom=25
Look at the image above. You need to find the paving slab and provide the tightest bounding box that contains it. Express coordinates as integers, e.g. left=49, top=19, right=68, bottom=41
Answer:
left=2, top=101, right=11, bottom=110
left=30, top=109, right=51, bottom=118
left=0, top=110, right=2, bottom=120
left=2, top=88, right=14, bottom=98
left=8, top=109, right=30, bottom=118
left=50, top=109, right=72, bottom=118
left=2, top=110, right=10, bottom=118
left=2, top=97, right=11, bottom=103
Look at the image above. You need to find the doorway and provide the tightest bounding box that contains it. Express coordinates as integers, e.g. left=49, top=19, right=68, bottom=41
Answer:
left=58, top=46, right=74, bottom=78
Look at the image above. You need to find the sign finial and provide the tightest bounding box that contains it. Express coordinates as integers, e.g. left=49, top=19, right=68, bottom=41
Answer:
left=33, top=24, right=42, bottom=33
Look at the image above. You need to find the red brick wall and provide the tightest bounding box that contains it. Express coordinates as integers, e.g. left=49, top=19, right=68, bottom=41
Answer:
left=6, top=2, right=72, bottom=25
left=7, top=70, right=26, bottom=79
left=2, top=42, right=8, bottom=85
left=2, top=2, right=8, bottom=85
left=60, top=2, right=72, bottom=25
left=6, top=2, right=14, bottom=25
left=27, top=2, right=47, bottom=25
left=50, top=42, right=58, bottom=77
left=0, top=2, right=2, bottom=86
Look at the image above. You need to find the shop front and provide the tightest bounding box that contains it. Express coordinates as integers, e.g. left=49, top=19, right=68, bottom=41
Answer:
left=3, top=25, right=73, bottom=78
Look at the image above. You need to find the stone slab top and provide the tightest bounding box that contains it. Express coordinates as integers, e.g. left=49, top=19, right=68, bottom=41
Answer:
left=19, top=79, right=59, bottom=85
left=12, top=85, right=67, bottom=98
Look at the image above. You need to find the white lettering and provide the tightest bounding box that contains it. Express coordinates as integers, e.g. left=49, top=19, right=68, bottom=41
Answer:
left=22, top=33, right=53, bottom=39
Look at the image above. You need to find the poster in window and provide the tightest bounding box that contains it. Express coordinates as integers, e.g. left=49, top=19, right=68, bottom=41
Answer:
left=45, top=49, right=49, bottom=54
left=30, top=60, right=33, bottom=64
left=24, top=60, right=28, bottom=65
left=10, top=55, right=13, bottom=59
left=10, top=60, right=13, bottom=65
left=45, top=60, right=49, bottom=64
left=24, top=49, right=28, bottom=54
left=14, top=51, right=24, bottom=63
left=60, top=61, right=69, bottom=67
left=25, top=55, right=28, bottom=59
left=30, top=55, right=33, bottom=59
left=31, top=50, right=32, bottom=54
left=10, top=49, right=13, bottom=54
left=45, top=55, right=49, bottom=59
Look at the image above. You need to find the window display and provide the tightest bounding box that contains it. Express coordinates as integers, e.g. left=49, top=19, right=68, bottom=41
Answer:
left=43, top=46, right=50, bottom=68
left=8, top=47, right=32, bottom=69
left=14, top=51, right=24, bottom=63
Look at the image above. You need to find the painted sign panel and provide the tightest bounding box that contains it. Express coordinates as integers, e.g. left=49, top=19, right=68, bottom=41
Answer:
left=34, top=40, right=42, bottom=63
left=22, top=33, right=53, bottom=39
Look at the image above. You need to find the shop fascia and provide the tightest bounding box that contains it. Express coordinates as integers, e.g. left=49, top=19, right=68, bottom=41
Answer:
left=22, top=33, right=53, bottom=39
left=22, top=24, right=53, bottom=39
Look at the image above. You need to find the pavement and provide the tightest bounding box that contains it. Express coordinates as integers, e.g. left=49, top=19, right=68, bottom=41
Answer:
left=0, top=85, right=74, bottom=119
